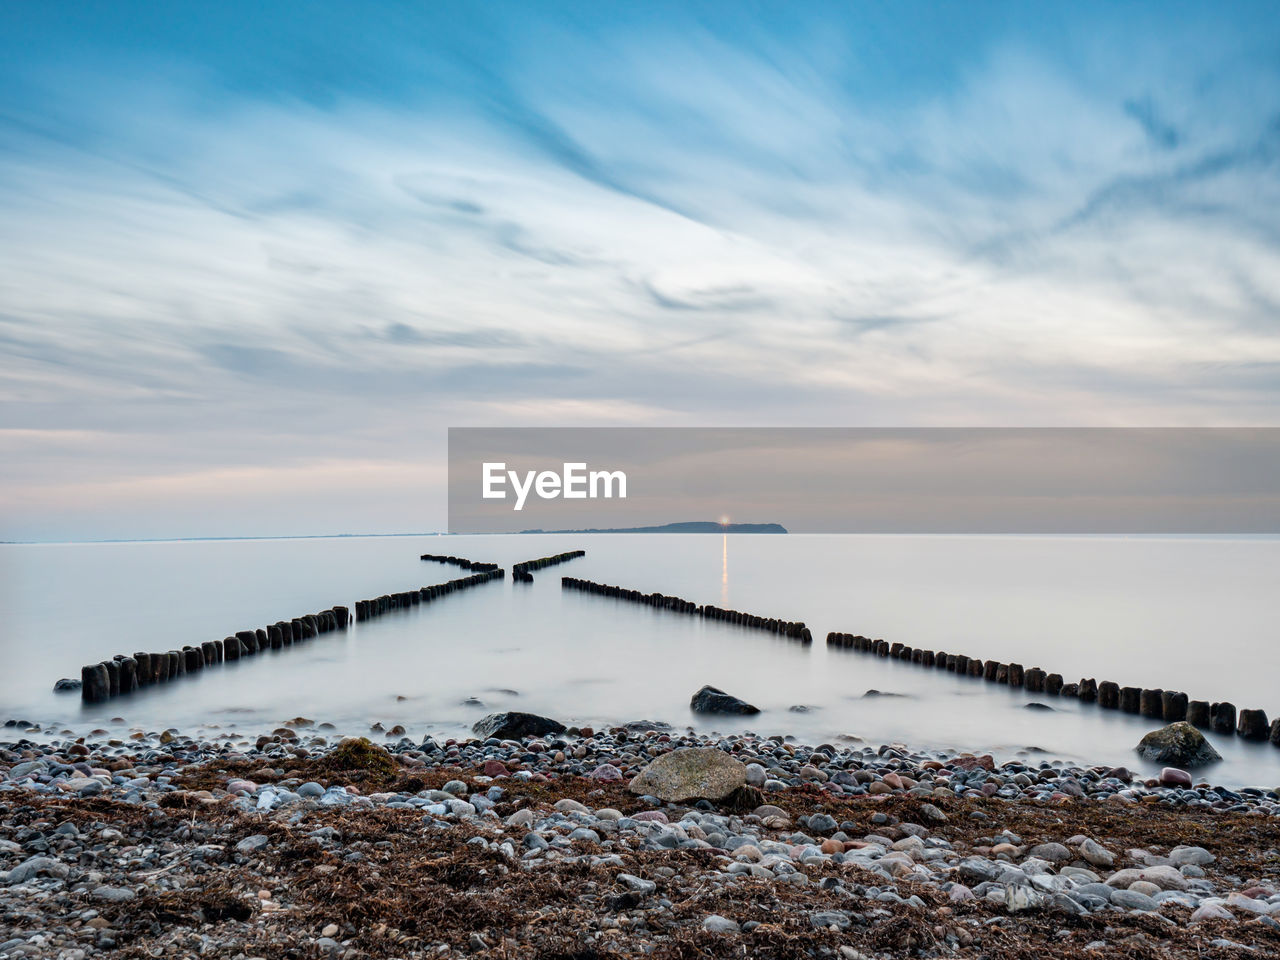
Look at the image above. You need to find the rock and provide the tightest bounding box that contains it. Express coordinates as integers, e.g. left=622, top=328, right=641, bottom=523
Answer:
left=918, top=803, right=948, bottom=823
left=588, top=763, right=623, bottom=781
left=617, top=874, right=656, bottom=895
left=297, top=782, right=325, bottom=799
left=689, top=685, right=760, bottom=715
left=91, top=886, right=136, bottom=903
left=1160, top=767, right=1193, bottom=788
left=1005, top=886, right=1046, bottom=912
left=472, top=712, right=565, bottom=740
left=482, top=759, right=510, bottom=777
left=1136, top=866, right=1189, bottom=891
left=1226, top=892, right=1271, bottom=915
left=1191, top=903, right=1234, bottom=923
left=53, top=678, right=82, bottom=693
left=957, top=857, right=1001, bottom=884
left=1169, top=845, right=1214, bottom=867
left=1111, top=889, right=1159, bottom=911
left=631, top=810, right=668, bottom=823
left=236, top=834, right=270, bottom=854
left=1134, top=722, right=1222, bottom=767
left=702, top=915, right=741, bottom=933
left=1028, top=842, right=1071, bottom=864
left=8, top=856, right=69, bottom=883
left=628, top=747, right=747, bottom=802
left=553, top=798, right=590, bottom=814
left=1079, top=838, right=1115, bottom=868
left=810, top=911, right=853, bottom=929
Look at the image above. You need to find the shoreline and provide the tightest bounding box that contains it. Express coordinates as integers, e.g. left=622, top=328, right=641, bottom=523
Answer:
left=5, top=713, right=1280, bottom=794
left=3, top=723, right=1279, bottom=958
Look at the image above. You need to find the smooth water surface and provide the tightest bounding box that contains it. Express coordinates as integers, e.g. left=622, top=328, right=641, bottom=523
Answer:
left=1, top=534, right=1277, bottom=786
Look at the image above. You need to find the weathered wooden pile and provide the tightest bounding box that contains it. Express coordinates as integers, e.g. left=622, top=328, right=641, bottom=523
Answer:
left=826, top=631, right=1280, bottom=746
left=562, top=576, right=811, bottom=643
left=419, top=554, right=500, bottom=572
left=354, top=569, right=505, bottom=622
left=80, top=605, right=350, bottom=703
left=512, top=550, right=585, bottom=583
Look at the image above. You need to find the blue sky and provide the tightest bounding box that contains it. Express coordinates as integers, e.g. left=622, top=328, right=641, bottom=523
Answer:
left=2, top=2, right=1279, bottom=539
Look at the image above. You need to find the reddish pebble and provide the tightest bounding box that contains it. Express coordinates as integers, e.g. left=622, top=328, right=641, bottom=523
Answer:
left=1160, top=767, right=1193, bottom=788
left=632, top=810, right=668, bottom=822
left=483, top=759, right=509, bottom=778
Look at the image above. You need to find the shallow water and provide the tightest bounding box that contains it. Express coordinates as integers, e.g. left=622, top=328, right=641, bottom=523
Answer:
left=1, top=534, right=1277, bottom=786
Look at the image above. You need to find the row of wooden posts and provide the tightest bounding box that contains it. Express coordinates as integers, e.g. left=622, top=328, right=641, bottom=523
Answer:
left=512, top=550, right=586, bottom=582
left=354, top=569, right=505, bottom=621
left=827, top=632, right=1280, bottom=746
left=419, top=554, right=500, bottom=573
left=81, top=605, right=350, bottom=703
left=79, top=569, right=509, bottom=703
left=561, top=576, right=812, bottom=642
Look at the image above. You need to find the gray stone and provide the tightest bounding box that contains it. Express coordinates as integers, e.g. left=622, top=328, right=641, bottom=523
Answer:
left=1111, top=889, right=1159, bottom=911
left=1079, top=838, right=1115, bottom=868
left=472, top=712, right=565, bottom=740
left=690, top=685, right=760, bottom=715
left=1005, top=886, right=1047, bottom=912
left=7, top=856, right=69, bottom=883
left=617, top=873, right=656, bottom=895
left=91, top=886, right=136, bottom=902
left=702, top=915, right=741, bottom=933
left=1169, top=845, right=1215, bottom=867
left=236, top=834, right=270, bottom=854
left=809, top=911, right=853, bottom=929
left=1134, top=722, right=1222, bottom=767
left=1028, top=842, right=1071, bottom=863
left=628, top=747, right=747, bottom=802
left=1191, top=903, right=1234, bottom=922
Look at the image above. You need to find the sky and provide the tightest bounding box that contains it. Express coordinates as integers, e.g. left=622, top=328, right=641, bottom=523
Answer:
left=1, top=1, right=1279, bottom=540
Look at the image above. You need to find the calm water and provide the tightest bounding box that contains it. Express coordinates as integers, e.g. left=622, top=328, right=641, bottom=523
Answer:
left=1, top=534, right=1278, bottom=786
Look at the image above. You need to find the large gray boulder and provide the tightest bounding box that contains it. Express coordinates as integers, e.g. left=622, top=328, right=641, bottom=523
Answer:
left=472, top=712, right=565, bottom=741
left=1135, top=721, right=1222, bottom=767
left=690, top=685, right=760, bottom=715
left=628, top=746, right=747, bottom=802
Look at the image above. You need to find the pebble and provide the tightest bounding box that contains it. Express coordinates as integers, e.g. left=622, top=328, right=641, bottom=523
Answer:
left=702, top=915, right=741, bottom=933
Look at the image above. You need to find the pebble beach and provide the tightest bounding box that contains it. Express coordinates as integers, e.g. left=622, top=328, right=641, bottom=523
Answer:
left=3, top=716, right=1279, bottom=959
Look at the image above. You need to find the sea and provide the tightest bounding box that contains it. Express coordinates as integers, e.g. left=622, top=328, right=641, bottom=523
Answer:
left=1, top=533, right=1277, bottom=787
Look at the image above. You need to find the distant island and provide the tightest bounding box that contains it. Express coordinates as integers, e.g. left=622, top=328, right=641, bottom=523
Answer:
left=517, top=521, right=787, bottom=534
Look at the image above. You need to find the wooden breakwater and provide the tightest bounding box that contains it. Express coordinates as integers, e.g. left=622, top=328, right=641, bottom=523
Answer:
left=80, top=604, right=350, bottom=703
left=562, top=576, right=811, bottom=643
left=78, top=569, right=506, bottom=703
left=354, top=569, right=504, bottom=621
left=419, top=554, right=500, bottom=572
left=826, top=632, right=1280, bottom=747
left=512, top=550, right=585, bottom=583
